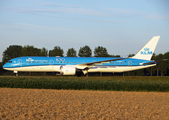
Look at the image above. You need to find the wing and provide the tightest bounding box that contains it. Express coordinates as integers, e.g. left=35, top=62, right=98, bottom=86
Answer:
left=76, top=58, right=126, bottom=69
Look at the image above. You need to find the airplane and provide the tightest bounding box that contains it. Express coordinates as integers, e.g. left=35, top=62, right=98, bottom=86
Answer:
left=3, top=36, right=160, bottom=76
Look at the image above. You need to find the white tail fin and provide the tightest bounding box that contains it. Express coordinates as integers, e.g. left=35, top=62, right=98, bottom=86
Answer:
left=132, top=36, right=160, bottom=60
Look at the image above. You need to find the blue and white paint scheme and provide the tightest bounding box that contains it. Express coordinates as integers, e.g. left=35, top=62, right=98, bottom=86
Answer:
left=3, top=36, right=160, bottom=76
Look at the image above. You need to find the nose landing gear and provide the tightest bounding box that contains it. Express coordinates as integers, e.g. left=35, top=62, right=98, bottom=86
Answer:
left=14, top=71, right=18, bottom=76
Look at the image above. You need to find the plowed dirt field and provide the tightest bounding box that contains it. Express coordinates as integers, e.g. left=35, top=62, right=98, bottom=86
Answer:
left=0, top=88, right=169, bottom=120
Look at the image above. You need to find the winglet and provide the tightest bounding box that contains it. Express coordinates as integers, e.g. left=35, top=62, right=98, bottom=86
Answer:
left=132, top=36, right=160, bottom=60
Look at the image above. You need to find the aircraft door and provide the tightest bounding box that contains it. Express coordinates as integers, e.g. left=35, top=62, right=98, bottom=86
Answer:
left=18, top=59, right=22, bottom=67
left=128, top=60, right=132, bottom=66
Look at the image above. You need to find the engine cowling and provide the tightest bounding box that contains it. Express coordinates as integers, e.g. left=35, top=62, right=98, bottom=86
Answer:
left=60, top=66, right=76, bottom=75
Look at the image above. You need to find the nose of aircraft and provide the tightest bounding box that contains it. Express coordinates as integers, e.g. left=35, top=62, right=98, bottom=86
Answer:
left=3, top=62, right=15, bottom=71
left=3, top=62, right=12, bottom=69
left=3, top=63, right=8, bottom=69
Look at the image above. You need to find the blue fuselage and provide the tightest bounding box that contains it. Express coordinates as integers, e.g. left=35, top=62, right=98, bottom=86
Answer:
left=3, top=56, right=153, bottom=68
left=3, top=56, right=156, bottom=75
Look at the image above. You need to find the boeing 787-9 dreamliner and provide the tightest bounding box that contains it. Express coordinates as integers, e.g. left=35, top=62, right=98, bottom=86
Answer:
left=3, top=36, right=160, bottom=76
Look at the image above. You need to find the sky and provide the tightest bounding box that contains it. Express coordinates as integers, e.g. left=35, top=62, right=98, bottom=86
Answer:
left=0, top=0, right=169, bottom=62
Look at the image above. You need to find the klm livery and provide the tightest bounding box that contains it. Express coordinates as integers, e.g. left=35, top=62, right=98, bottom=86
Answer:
left=3, top=36, right=160, bottom=76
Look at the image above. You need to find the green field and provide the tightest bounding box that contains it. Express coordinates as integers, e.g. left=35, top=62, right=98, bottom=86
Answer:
left=0, top=76, right=169, bottom=92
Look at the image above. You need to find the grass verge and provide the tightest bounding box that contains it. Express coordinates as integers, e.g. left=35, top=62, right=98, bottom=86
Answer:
left=0, top=76, right=169, bottom=92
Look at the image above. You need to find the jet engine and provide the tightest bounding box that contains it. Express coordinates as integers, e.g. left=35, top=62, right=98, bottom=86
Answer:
left=60, top=66, right=76, bottom=75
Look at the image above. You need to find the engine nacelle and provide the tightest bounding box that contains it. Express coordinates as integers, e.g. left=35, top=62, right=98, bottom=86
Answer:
left=60, top=66, right=76, bottom=75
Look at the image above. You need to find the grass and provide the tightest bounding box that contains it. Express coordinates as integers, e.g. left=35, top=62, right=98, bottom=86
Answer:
left=0, top=76, right=169, bottom=92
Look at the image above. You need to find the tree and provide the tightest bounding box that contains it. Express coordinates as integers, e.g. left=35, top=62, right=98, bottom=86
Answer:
left=151, top=53, right=156, bottom=60
left=0, top=62, right=3, bottom=75
left=161, top=52, right=169, bottom=75
left=128, top=54, right=135, bottom=57
left=154, top=53, right=164, bottom=76
left=66, top=48, right=77, bottom=57
left=21, top=45, right=41, bottom=56
left=2, top=45, right=22, bottom=64
left=109, top=55, right=121, bottom=57
left=49, top=46, right=64, bottom=57
left=94, top=46, right=109, bottom=57
left=40, top=47, right=48, bottom=56
left=78, top=45, right=92, bottom=57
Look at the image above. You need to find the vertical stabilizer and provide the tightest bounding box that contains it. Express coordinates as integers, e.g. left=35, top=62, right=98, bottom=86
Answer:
left=132, top=36, right=160, bottom=60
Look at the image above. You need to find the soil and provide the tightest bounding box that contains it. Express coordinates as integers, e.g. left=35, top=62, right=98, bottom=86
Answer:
left=0, top=88, right=169, bottom=120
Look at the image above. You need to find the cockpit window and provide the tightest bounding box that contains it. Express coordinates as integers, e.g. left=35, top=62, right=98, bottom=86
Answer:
left=9, top=61, right=12, bottom=63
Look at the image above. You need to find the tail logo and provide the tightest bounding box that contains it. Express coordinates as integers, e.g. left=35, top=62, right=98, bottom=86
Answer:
left=141, top=48, right=152, bottom=55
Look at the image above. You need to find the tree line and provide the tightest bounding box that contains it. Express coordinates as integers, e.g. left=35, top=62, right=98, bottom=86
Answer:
left=2, top=45, right=120, bottom=64
left=0, top=45, right=169, bottom=76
